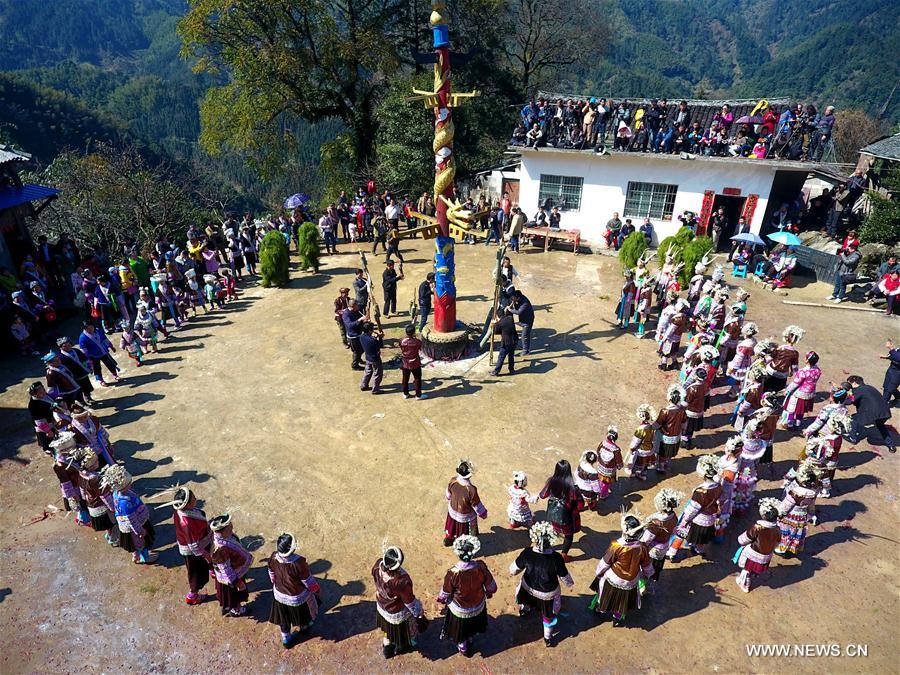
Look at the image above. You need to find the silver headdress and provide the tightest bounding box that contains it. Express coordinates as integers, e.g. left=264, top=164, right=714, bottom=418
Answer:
left=827, top=411, right=852, bottom=435
left=667, top=383, right=687, bottom=404
left=782, top=325, right=805, bottom=343
left=452, top=534, right=481, bottom=561
left=50, top=431, right=77, bottom=455
left=758, top=497, right=781, bottom=520
left=99, top=463, right=132, bottom=493
left=637, top=403, right=656, bottom=422
left=512, top=470, right=528, bottom=487
left=696, top=454, right=719, bottom=479
left=741, top=321, right=758, bottom=337
left=653, top=488, right=684, bottom=512
left=724, top=435, right=745, bottom=455
left=698, top=345, right=719, bottom=363
left=529, top=521, right=559, bottom=549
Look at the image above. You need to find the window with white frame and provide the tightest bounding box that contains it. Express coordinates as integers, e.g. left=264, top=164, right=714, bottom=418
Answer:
left=538, top=174, right=583, bottom=212
left=623, top=181, right=678, bottom=220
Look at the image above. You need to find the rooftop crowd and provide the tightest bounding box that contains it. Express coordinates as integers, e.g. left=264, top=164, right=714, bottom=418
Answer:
left=511, top=97, right=837, bottom=162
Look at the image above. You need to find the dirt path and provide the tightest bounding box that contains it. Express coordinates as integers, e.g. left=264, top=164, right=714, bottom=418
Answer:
left=1, top=240, right=897, bottom=673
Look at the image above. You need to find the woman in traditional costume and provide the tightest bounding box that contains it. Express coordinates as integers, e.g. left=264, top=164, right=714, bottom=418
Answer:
left=726, top=321, right=758, bottom=395
left=510, top=521, right=574, bottom=647
left=781, top=350, right=821, bottom=428
left=159, top=487, right=212, bottom=605
left=775, top=462, right=822, bottom=556
left=443, top=460, right=487, bottom=546
left=268, top=532, right=321, bottom=647
left=714, top=436, right=744, bottom=540
left=209, top=513, right=253, bottom=616
left=735, top=498, right=781, bottom=592
left=653, top=384, right=687, bottom=474
left=734, top=417, right=767, bottom=516
left=666, top=455, right=722, bottom=560
left=641, top=488, right=683, bottom=594
left=765, top=325, right=804, bottom=393
left=437, top=535, right=497, bottom=657
left=372, top=544, right=428, bottom=658
left=539, top=460, right=586, bottom=562
left=590, top=511, right=654, bottom=626
left=50, top=432, right=89, bottom=527
left=100, top=464, right=157, bottom=564
left=71, top=446, right=118, bottom=545
left=627, top=404, right=657, bottom=480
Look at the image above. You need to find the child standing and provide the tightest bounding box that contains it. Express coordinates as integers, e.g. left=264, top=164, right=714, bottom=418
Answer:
left=221, top=268, right=237, bottom=302
left=11, top=315, right=39, bottom=355
left=134, top=303, right=163, bottom=353
left=506, top=471, right=537, bottom=528
left=596, top=426, right=625, bottom=501
left=574, top=450, right=603, bottom=510
left=627, top=404, right=657, bottom=480
left=119, top=326, right=146, bottom=366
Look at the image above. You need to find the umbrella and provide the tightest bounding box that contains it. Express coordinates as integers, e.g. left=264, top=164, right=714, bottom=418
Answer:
left=283, top=193, right=311, bottom=209
left=768, top=231, right=801, bottom=246
left=736, top=115, right=764, bottom=125
left=730, top=232, right=766, bottom=246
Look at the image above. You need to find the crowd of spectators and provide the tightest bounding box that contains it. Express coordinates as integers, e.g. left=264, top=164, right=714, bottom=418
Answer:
left=510, top=96, right=837, bottom=162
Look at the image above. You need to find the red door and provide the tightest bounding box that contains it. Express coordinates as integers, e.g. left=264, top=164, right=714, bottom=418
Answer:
left=502, top=179, right=520, bottom=207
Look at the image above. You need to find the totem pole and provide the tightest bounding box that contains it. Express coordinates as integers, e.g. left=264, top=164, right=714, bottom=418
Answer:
left=408, top=1, right=479, bottom=333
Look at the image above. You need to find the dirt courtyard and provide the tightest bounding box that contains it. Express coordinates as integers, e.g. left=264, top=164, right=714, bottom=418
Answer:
left=1, top=238, right=897, bottom=673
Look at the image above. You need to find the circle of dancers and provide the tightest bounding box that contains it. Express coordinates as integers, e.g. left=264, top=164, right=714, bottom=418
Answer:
left=27, top=250, right=890, bottom=658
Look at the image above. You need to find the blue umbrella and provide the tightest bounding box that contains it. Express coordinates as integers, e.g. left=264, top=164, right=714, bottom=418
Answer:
left=767, top=231, right=801, bottom=246
left=730, top=232, right=766, bottom=246
left=284, top=193, right=311, bottom=209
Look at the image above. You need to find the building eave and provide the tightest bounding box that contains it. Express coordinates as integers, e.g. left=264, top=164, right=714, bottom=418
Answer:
left=510, top=146, right=815, bottom=172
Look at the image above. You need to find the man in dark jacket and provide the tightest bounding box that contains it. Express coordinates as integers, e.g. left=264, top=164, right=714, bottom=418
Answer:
left=881, top=339, right=900, bottom=406
left=491, top=312, right=518, bottom=376
left=507, top=290, right=535, bottom=355
left=382, top=260, right=403, bottom=317
left=359, top=322, right=385, bottom=394
left=846, top=375, right=895, bottom=452
left=342, top=299, right=366, bottom=370
left=828, top=244, right=862, bottom=303
left=417, top=272, right=435, bottom=332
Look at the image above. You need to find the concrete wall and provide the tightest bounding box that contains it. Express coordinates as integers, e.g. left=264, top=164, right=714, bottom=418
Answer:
left=516, top=149, right=782, bottom=244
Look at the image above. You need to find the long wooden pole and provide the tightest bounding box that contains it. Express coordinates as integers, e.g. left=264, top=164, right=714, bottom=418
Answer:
left=782, top=300, right=884, bottom=313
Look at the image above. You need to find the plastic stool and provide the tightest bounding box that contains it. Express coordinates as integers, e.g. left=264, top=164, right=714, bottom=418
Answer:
left=732, top=263, right=748, bottom=278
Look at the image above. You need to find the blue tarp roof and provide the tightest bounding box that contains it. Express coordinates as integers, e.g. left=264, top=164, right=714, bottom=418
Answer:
left=0, top=184, right=60, bottom=211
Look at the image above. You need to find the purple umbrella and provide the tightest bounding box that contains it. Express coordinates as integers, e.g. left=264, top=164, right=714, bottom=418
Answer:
left=284, top=193, right=311, bottom=209
left=736, top=115, right=764, bottom=125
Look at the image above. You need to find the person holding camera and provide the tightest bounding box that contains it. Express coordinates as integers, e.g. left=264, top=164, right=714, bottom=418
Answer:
left=827, top=243, right=861, bottom=303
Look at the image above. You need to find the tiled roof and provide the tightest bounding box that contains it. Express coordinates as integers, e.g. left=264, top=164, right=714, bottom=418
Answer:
left=0, top=145, right=31, bottom=166
left=859, top=133, right=900, bottom=161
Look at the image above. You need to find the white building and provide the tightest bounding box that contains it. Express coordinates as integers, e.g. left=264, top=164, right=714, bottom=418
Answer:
left=512, top=147, right=812, bottom=245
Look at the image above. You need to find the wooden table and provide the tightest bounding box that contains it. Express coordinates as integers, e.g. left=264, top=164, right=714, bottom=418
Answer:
left=522, top=226, right=581, bottom=254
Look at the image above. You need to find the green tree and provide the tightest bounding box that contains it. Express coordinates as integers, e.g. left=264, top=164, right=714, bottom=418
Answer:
left=860, top=168, right=900, bottom=246
left=30, top=144, right=206, bottom=255
left=178, top=0, right=409, bottom=173
left=618, top=231, right=648, bottom=270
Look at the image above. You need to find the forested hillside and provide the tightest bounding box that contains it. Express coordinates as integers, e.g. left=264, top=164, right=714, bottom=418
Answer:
left=0, top=0, right=896, bottom=209
left=570, top=0, right=898, bottom=116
